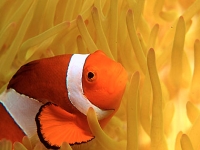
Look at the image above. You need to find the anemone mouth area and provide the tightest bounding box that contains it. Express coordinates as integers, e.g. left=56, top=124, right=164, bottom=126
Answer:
left=1, top=0, right=200, bottom=150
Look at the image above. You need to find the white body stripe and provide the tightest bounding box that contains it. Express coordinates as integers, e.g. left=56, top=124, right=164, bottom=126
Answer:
left=0, top=89, right=42, bottom=137
left=67, top=54, right=112, bottom=120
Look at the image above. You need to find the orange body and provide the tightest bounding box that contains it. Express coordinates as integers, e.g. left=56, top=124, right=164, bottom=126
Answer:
left=0, top=104, right=25, bottom=143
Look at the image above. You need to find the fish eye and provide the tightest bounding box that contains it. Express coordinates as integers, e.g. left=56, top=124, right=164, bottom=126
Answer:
left=87, top=71, right=96, bottom=82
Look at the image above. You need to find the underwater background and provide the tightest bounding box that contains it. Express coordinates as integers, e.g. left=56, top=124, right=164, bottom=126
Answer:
left=0, top=0, right=200, bottom=149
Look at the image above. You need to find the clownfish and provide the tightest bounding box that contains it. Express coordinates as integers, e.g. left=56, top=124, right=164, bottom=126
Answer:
left=0, top=50, right=127, bottom=149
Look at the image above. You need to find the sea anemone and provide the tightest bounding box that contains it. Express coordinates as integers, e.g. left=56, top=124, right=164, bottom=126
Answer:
left=1, top=0, right=200, bottom=150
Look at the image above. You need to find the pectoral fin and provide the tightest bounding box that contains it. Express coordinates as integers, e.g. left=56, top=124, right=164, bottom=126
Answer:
left=35, top=102, right=94, bottom=149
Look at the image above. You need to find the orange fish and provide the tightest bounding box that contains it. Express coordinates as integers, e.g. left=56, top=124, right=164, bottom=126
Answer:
left=0, top=50, right=127, bottom=149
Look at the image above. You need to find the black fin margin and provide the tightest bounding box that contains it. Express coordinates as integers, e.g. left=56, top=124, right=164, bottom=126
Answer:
left=35, top=102, right=95, bottom=149
left=35, top=102, right=60, bottom=149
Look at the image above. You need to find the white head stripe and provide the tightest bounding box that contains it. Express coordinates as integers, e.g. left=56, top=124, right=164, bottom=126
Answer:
left=67, top=54, right=111, bottom=120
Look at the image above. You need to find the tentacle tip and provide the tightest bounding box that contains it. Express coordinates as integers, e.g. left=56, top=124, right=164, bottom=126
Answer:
left=127, top=9, right=133, bottom=15
left=195, top=39, right=200, bottom=43
left=77, top=15, right=82, bottom=21
left=134, top=71, right=140, bottom=78
left=66, top=21, right=70, bottom=27
left=179, top=16, right=185, bottom=22
left=87, top=107, right=95, bottom=116
left=77, top=35, right=82, bottom=39
left=147, top=48, right=156, bottom=66
left=148, top=48, right=155, bottom=56
left=11, top=22, right=17, bottom=28
left=155, top=23, right=159, bottom=28
left=179, top=15, right=184, bottom=20
left=92, top=6, right=98, bottom=11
